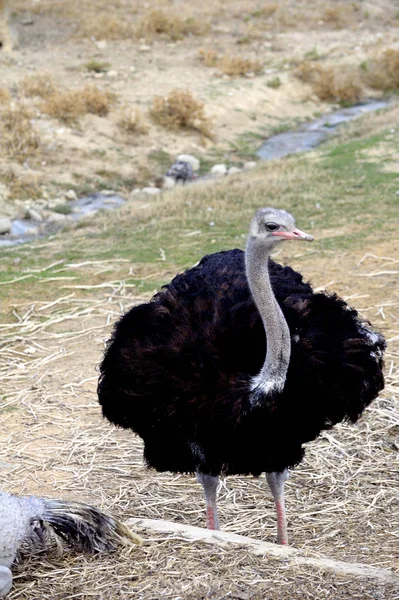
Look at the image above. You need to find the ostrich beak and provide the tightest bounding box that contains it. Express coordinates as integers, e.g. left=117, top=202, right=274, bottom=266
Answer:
left=272, top=228, right=314, bottom=241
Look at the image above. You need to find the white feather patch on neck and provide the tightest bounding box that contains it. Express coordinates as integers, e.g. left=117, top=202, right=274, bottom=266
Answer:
left=249, top=374, right=286, bottom=405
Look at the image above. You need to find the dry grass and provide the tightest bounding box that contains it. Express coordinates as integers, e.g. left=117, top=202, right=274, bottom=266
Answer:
left=218, top=55, right=264, bottom=77
left=197, top=48, right=219, bottom=67
left=0, top=87, right=11, bottom=103
left=362, top=48, right=399, bottom=91
left=41, top=86, right=116, bottom=124
left=0, top=246, right=398, bottom=599
left=321, top=4, right=358, bottom=29
left=198, top=49, right=264, bottom=77
left=19, top=73, right=56, bottom=99
left=136, top=9, right=208, bottom=41
left=116, top=105, right=149, bottom=135
left=294, top=62, right=363, bottom=104
left=150, top=89, right=213, bottom=138
left=0, top=103, right=40, bottom=161
left=78, top=14, right=136, bottom=40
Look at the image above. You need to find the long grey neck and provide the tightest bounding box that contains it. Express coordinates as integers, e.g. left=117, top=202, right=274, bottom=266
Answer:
left=245, top=237, right=291, bottom=402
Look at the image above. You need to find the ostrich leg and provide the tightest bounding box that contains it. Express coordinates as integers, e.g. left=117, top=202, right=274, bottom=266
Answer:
left=266, top=470, right=289, bottom=545
left=0, top=566, right=12, bottom=597
left=196, top=472, right=220, bottom=530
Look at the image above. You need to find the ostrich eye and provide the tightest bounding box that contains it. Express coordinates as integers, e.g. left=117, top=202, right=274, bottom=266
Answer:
left=265, top=222, right=279, bottom=232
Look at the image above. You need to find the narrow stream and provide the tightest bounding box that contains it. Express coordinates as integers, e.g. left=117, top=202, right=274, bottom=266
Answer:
left=0, top=99, right=390, bottom=248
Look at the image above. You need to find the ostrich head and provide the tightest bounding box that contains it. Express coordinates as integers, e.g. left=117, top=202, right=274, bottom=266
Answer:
left=248, top=207, right=314, bottom=246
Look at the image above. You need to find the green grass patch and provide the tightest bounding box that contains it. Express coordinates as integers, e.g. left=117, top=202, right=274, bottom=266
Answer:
left=1, top=110, right=398, bottom=317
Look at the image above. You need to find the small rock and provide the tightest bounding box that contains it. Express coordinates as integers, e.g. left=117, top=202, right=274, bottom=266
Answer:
left=107, top=70, right=118, bottom=78
left=176, top=154, right=200, bottom=171
left=142, top=187, right=161, bottom=195
left=95, top=40, right=107, bottom=50
left=26, top=208, right=43, bottom=222
left=0, top=218, right=12, bottom=234
left=163, top=176, right=176, bottom=189
left=65, top=189, right=78, bottom=201
left=211, top=164, right=227, bottom=177
left=228, top=166, right=242, bottom=175
left=99, top=189, right=117, bottom=196
left=243, top=161, right=257, bottom=170
left=139, top=44, right=151, bottom=52
left=130, top=189, right=142, bottom=197
left=47, top=212, right=72, bottom=224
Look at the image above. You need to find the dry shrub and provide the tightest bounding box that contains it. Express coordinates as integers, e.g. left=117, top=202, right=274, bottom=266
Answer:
left=19, top=73, right=56, bottom=98
left=150, top=90, right=212, bottom=138
left=41, top=85, right=116, bottom=124
left=79, top=14, right=135, bottom=40
left=117, top=106, right=149, bottom=135
left=362, top=49, right=399, bottom=91
left=219, top=56, right=264, bottom=77
left=321, top=4, right=357, bottom=29
left=0, top=87, right=11, bottom=104
left=137, top=9, right=208, bottom=40
left=295, top=62, right=363, bottom=104
left=0, top=104, right=40, bottom=161
left=81, top=85, right=115, bottom=116
left=251, top=4, right=278, bottom=19
left=198, top=48, right=219, bottom=67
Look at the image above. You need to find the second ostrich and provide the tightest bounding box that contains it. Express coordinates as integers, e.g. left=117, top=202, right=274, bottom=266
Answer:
left=98, top=207, right=385, bottom=545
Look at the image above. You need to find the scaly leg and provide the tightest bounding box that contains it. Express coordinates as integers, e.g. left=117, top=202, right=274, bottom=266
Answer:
left=266, top=469, right=289, bottom=545
left=0, top=565, right=12, bottom=597
left=196, top=472, right=220, bottom=530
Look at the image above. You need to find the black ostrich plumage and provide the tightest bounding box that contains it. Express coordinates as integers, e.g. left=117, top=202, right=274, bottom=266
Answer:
left=98, top=248, right=386, bottom=478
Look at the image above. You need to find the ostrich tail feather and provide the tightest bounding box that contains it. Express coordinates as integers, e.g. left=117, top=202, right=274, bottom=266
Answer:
left=35, top=498, right=142, bottom=553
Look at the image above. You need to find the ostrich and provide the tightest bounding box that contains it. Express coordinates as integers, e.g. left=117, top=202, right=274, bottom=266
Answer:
left=98, top=207, right=385, bottom=545
left=165, top=160, right=195, bottom=184
left=0, top=489, right=141, bottom=596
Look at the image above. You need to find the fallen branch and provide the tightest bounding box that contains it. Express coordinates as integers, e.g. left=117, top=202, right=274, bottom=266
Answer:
left=127, top=518, right=399, bottom=584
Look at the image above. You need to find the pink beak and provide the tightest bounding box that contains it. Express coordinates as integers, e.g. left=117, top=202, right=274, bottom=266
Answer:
left=272, top=228, right=314, bottom=241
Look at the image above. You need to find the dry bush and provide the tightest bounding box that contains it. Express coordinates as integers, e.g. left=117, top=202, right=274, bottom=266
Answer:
left=79, top=14, right=135, bottom=40
left=41, top=85, right=116, bottom=124
left=137, top=9, right=208, bottom=40
left=321, top=4, right=357, bottom=29
left=219, top=56, right=264, bottom=77
left=198, top=48, right=219, bottom=67
left=251, top=4, right=279, bottom=19
left=294, top=62, right=363, bottom=104
left=362, top=49, right=399, bottom=91
left=0, top=87, right=11, bottom=104
left=117, top=106, right=149, bottom=135
left=150, top=90, right=212, bottom=138
left=0, top=104, right=40, bottom=161
left=19, top=73, right=56, bottom=98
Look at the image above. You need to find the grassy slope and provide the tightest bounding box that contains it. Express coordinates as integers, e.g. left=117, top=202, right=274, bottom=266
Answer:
left=0, top=104, right=398, bottom=316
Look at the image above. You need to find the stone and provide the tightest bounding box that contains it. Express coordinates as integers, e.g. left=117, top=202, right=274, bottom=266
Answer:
left=243, top=161, right=257, bottom=170
left=65, top=189, right=78, bottom=201
left=26, top=208, right=43, bottom=222
left=0, top=218, right=12, bottom=234
left=142, top=187, right=161, bottom=195
left=176, top=154, right=200, bottom=171
left=228, top=166, right=242, bottom=175
left=163, top=176, right=176, bottom=189
left=95, top=40, right=107, bottom=50
left=211, top=164, right=227, bottom=176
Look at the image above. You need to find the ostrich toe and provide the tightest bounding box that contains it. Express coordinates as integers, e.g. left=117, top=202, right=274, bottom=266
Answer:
left=0, top=566, right=12, bottom=597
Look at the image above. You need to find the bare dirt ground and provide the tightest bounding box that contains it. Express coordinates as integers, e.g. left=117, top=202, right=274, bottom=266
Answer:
left=0, top=239, right=398, bottom=599
left=1, top=0, right=399, bottom=200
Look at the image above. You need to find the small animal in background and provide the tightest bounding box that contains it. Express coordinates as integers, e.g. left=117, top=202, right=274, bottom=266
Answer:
left=0, top=490, right=141, bottom=597
left=98, top=207, right=385, bottom=545
left=165, top=160, right=196, bottom=184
